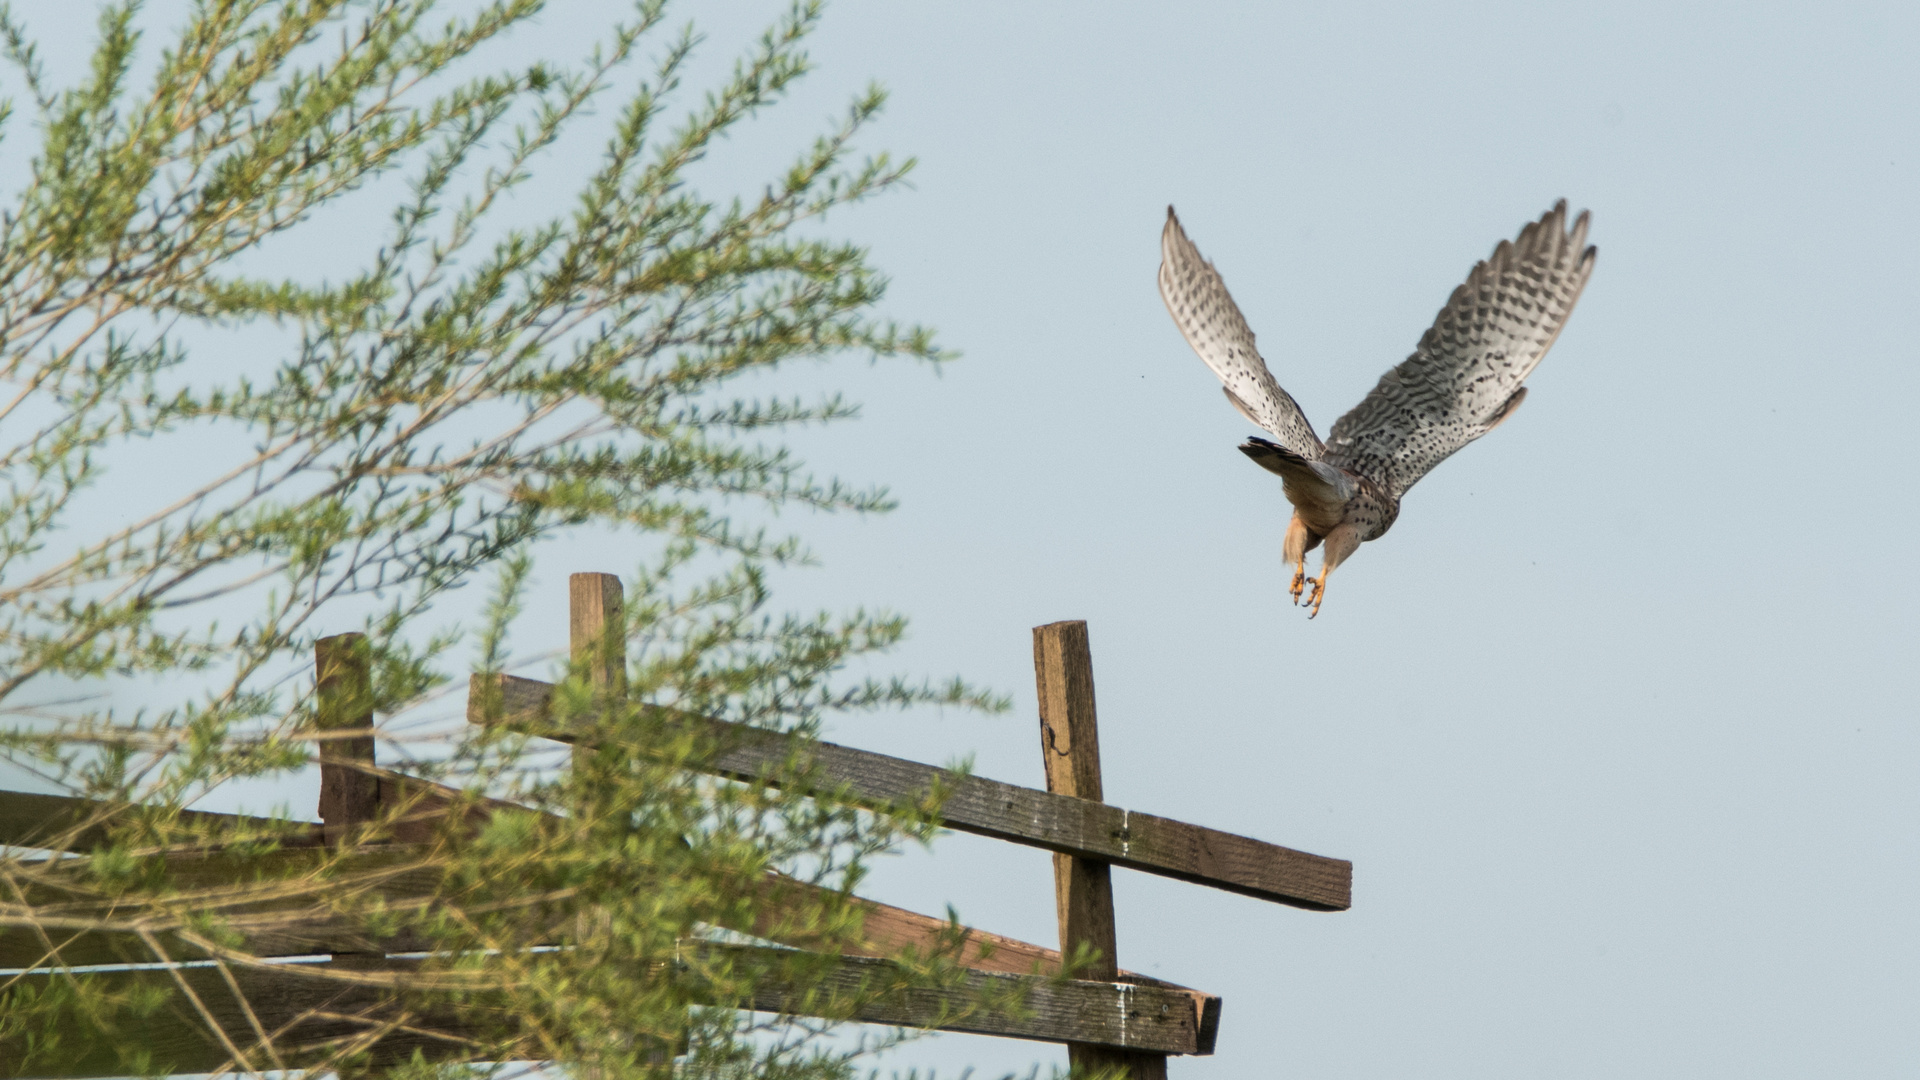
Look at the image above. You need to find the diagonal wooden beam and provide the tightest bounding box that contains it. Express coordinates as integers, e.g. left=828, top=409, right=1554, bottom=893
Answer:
left=0, top=787, right=1219, bottom=1046
left=0, top=844, right=442, bottom=968
left=469, top=672, right=1352, bottom=910
left=0, top=943, right=1211, bottom=1077
left=0, top=765, right=502, bottom=859
left=706, top=942, right=1210, bottom=1054
left=0, top=789, right=327, bottom=853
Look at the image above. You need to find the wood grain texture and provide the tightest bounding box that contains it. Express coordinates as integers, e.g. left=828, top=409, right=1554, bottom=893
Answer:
left=0, top=957, right=495, bottom=1078
left=1034, top=620, right=1104, bottom=803
left=315, top=633, right=379, bottom=846
left=706, top=942, right=1205, bottom=1054
left=748, top=871, right=1221, bottom=1041
left=0, top=771, right=486, bottom=858
left=1034, top=621, right=1166, bottom=1080
left=1034, top=620, right=1118, bottom=971
left=1, top=790, right=1225, bottom=1046
left=0, top=777, right=504, bottom=970
left=0, top=789, right=326, bottom=853
left=568, top=572, right=626, bottom=798
left=568, top=572, right=626, bottom=696
left=470, top=673, right=1351, bottom=910
left=1, top=945, right=1207, bottom=1076
left=565, top=576, right=668, bottom=1071
left=0, top=846, right=444, bottom=968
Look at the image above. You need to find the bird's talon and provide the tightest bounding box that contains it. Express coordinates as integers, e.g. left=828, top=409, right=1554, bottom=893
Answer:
left=1300, top=575, right=1326, bottom=617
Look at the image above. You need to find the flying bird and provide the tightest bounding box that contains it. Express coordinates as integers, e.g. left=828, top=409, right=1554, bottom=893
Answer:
left=1158, top=201, right=1596, bottom=617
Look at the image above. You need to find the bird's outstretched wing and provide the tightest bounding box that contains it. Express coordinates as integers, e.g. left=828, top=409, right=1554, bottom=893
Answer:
left=1159, top=207, right=1324, bottom=459
left=1324, top=201, right=1595, bottom=498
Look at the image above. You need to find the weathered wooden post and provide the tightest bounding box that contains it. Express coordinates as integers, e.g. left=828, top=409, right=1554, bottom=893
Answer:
left=1034, top=620, right=1169, bottom=1080
left=569, top=573, right=680, bottom=1067
left=569, top=572, right=627, bottom=773
left=316, top=632, right=378, bottom=847
left=316, top=631, right=385, bottom=983
left=570, top=573, right=628, bottom=697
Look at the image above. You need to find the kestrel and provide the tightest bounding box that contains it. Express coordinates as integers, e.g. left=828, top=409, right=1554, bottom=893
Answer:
left=1158, top=201, right=1596, bottom=617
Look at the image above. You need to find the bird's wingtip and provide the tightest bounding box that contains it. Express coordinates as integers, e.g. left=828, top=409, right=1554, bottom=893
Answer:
left=1161, top=205, right=1186, bottom=248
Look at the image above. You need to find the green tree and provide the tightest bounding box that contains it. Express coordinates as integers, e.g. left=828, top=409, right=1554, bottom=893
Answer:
left=0, top=1, right=1009, bottom=1076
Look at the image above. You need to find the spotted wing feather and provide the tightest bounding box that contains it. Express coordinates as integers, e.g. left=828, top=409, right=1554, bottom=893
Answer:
left=1159, top=207, right=1324, bottom=459
left=1325, top=201, right=1596, bottom=498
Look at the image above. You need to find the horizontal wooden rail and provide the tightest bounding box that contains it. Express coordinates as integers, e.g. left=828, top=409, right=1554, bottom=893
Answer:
left=2, top=958, right=454, bottom=1079
left=0, top=790, right=1220, bottom=1043
left=470, top=673, right=1351, bottom=910
left=0, top=765, right=499, bottom=855
left=0, top=789, right=326, bottom=852
left=1, top=943, right=1211, bottom=1077
left=0, top=843, right=444, bottom=969
left=713, top=943, right=1212, bottom=1054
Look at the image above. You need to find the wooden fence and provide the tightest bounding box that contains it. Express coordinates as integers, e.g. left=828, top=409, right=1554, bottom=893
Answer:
left=0, top=573, right=1350, bottom=1078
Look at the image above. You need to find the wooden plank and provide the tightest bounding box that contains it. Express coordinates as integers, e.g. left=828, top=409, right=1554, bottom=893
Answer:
left=316, top=633, right=380, bottom=847
left=470, top=672, right=1351, bottom=910
left=745, top=873, right=1219, bottom=1047
left=1, top=788, right=1078, bottom=973
left=362, top=767, right=501, bottom=845
left=1035, top=620, right=1166, bottom=1080
left=569, top=572, right=628, bottom=696
left=312, top=632, right=396, bottom=1016
left=1034, top=620, right=1119, bottom=962
left=707, top=942, right=1205, bottom=1054
left=568, top=572, right=626, bottom=773
left=0, top=945, right=1207, bottom=1076
left=0, top=845, right=445, bottom=969
left=0, top=773, right=506, bottom=971
left=0, top=957, right=487, bottom=1078
left=2, top=788, right=1222, bottom=1043
left=0, top=769, right=486, bottom=857
left=0, top=848, right=1218, bottom=1047
left=566, top=573, right=673, bottom=1069
left=0, top=789, right=326, bottom=853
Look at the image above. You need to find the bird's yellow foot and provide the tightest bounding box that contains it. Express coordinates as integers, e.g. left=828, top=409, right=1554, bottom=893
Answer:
left=1304, top=575, right=1326, bottom=618
left=1289, top=565, right=1307, bottom=605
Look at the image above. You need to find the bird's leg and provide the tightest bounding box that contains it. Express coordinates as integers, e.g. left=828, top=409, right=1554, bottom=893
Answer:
left=1305, top=523, right=1361, bottom=619
left=1303, top=573, right=1326, bottom=617
left=1282, top=514, right=1316, bottom=607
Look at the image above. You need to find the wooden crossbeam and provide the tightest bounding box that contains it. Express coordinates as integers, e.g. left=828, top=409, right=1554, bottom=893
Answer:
left=0, top=789, right=1220, bottom=1046
left=5, top=598, right=1293, bottom=1070
left=0, top=789, right=327, bottom=853
left=0, top=944, right=1210, bottom=1077
left=0, top=765, right=497, bottom=858
left=1, top=958, right=458, bottom=1079
left=470, top=672, right=1351, bottom=910
left=712, top=943, right=1210, bottom=1054
left=0, top=845, right=438, bottom=968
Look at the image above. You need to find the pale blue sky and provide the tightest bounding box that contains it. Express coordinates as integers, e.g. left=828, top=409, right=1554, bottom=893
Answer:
left=693, top=3, right=1920, bottom=1077
left=7, top=2, right=1919, bottom=1077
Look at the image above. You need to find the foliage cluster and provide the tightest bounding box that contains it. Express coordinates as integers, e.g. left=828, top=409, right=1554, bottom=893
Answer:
left=0, top=1, right=1007, bottom=1076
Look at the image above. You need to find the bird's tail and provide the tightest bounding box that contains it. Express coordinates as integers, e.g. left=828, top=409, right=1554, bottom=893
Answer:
left=1238, top=437, right=1356, bottom=506
left=1239, top=436, right=1314, bottom=472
